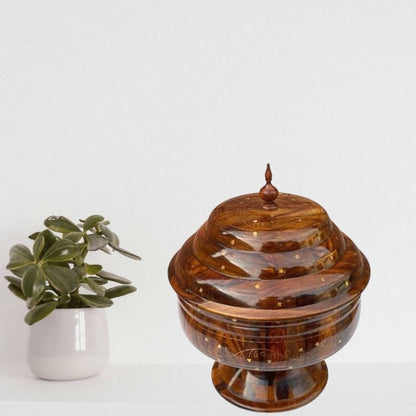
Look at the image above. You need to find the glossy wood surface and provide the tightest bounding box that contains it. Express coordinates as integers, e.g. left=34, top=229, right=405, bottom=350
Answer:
left=212, top=361, right=328, bottom=412
left=168, top=165, right=370, bottom=412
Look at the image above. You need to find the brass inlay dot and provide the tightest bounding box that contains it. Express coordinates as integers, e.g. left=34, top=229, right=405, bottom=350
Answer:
left=221, top=249, right=227, bottom=256
left=298, top=347, right=304, bottom=352
left=199, top=288, right=203, bottom=293
left=277, top=301, right=282, bottom=307
left=253, top=219, right=258, bottom=223
left=315, top=342, right=320, bottom=347
left=294, top=254, right=301, bottom=259
left=320, top=277, right=326, bottom=282
left=217, top=344, right=222, bottom=349
left=254, top=283, right=260, bottom=289
left=220, top=265, right=226, bottom=271
left=232, top=318, right=237, bottom=322
left=267, top=360, right=272, bottom=364
left=246, top=358, right=252, bottom=362
left=230, top=239, right=235, bottom=245
left=204, top=337, right=208, bottom=342
left=278, top=267, right=286, bottom=275
left=252, top=231, right=258, bottom=236
left=345, top=280, right=350, bottom=287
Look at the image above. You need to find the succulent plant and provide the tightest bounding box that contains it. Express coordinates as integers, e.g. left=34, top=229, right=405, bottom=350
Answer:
left=4, top=215, right=141, bottom=325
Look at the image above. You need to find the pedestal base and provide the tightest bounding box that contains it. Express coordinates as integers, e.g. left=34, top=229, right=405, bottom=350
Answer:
left=212, top=361, right=328, bottom=412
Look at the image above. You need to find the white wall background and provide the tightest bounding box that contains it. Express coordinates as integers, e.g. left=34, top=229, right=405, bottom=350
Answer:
left=0, top=0, right=415, bottom=365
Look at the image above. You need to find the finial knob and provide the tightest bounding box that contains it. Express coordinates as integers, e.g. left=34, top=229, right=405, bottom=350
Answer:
left=259, top=163, right=278, bottom=210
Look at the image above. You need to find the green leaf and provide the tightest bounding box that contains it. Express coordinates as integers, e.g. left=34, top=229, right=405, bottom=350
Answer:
left=100, top=246, right=111, bottom=254
left=74, top=294, right=113, bottom=308
left=7, top=244, right=34, bottom=270
left=80, top=245, right=88, bottom=258
left=99, top=225, right=121, bottom=247
left=64, top=231, right=84, bottom=242
left=58, top=293, right=71, bottom=304
left=108, top=242, right=141, bottom=260
left=42, top=265, right=79, bottom=293
left=8, top=284, right=27, bottom=301
left=42, top=239, right=79, bottom=263
left=33, top=234, right=45, bottom=262
left=73, top=245, right=88, bottom=266
left=28, top=232, right=40, bottom=240
left=85, top=264, right=102, bottom=275
left=5, top=275, right=22, bottom=289
left=99, top=223, right=116, bottom=243
left=89, top=277, right=108, bottom=285
left=84, top=277, right=106, bottom=296
left=22, top=266, right=46, bottom=298
left=42, top=291, right=58, bottom=302
left=112, top=233, right=120, bottom=247
left=9, top=264, right=33, bottom=278
left=83, top=215, right=104, bottom=231
left=74, top=265, right=86, bottom=278
left=73, top=255, right=84, bottom=266
left=97, top=270, right=132, bottom=284
left=39, top=230, right=58, bottom=253
left=44, top=216, right=80, bottom=233
left=86, top=234, right=108, bottom=251
left=26, top=290, right=45, bottom=309
left=25, top=301, right=59, bottom=325
left=27, top=230, right=59, bottom=264
left=105, top=285, right=137, bottom=299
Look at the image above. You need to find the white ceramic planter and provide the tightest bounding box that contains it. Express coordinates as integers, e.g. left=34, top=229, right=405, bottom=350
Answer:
left=27, top=308, right=109, bottom=380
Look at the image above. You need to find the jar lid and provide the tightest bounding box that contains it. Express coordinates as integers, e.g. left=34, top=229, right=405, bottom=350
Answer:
left=169, top=165, right=370, bottom=320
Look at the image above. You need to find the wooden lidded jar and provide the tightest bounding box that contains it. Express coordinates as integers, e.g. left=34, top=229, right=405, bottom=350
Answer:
left=168, top=165, right=370, bottom=412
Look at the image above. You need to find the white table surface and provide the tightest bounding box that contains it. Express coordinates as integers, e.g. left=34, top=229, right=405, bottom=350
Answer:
left=0, top=361, right=414, bottom=415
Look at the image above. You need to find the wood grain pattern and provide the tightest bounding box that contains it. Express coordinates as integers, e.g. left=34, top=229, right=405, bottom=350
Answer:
left=168, top=166, right=370, bottom=412
left=212, top=360, right=328, bottom=412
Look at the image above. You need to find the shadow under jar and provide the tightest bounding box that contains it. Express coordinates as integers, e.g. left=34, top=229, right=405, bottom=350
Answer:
left=168, top=165, right=370, bottom=412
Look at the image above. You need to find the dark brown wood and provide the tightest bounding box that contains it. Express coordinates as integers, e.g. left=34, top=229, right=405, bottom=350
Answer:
left=168, top=165, right=370, bottom=412
left=212, top=361, right=328, bottom=412
left=260, top=163, right=279, bottom=210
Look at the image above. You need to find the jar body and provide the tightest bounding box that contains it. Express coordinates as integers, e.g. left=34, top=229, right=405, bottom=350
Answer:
left=179, top=297, right=360, bottom=371
left=168, top=169, right=371, bottom=411
left=27, top=308, right=109, bottom=380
